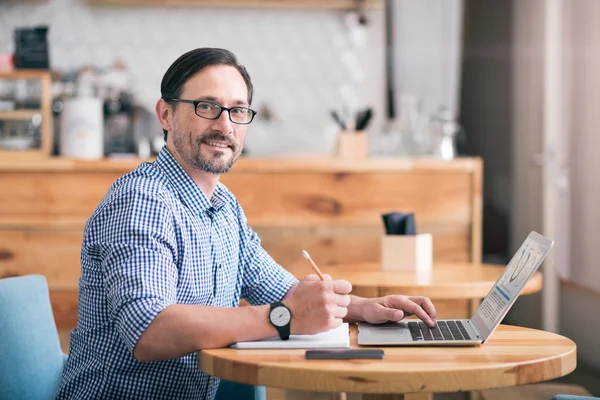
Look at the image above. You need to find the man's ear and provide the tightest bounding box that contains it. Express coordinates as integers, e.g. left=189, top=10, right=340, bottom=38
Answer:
left=156, top=99, right=173, bottom=132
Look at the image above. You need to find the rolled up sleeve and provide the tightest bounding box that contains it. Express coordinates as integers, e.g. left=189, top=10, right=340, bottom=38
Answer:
left=84, top=188, right=178, bottom=353
left=236, top=204, right=298, bottom=305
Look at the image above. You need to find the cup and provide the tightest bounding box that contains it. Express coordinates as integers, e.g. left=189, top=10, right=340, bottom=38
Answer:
left=336, top=131, right=368, bottom=160
left=381, top=233, right=433, bottom=271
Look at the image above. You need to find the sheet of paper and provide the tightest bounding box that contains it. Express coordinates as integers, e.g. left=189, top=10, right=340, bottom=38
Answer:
left=231, top=323, right=350, bottom=349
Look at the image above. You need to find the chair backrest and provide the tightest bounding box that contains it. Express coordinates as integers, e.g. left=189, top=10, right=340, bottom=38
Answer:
left=0, top=275, right=65, bottom=400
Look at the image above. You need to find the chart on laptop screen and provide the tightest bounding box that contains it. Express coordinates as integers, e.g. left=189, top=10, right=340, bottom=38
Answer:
left=476, top=238, right=549, bottom=329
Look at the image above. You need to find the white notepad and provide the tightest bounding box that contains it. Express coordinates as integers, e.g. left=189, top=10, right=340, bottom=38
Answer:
left=231, top=323, right=350, bottom=349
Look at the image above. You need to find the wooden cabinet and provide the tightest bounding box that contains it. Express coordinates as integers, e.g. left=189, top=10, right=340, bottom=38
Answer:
left=0, top=156, right=482, bottom=328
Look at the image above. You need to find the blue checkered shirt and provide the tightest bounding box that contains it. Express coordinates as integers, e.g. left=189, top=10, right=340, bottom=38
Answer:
left=57, top=147, right=298, bottom=400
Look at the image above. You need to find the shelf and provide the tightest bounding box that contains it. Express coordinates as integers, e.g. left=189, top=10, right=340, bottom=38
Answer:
left=0, top=69, right=51, bottom=79
left=0, top=110, right=42, bottom=120
left=0, top=149, right=49, bottom=163
left=88, top=0, right=381, bottom=8
left=0, top=71, right=53, bottom=158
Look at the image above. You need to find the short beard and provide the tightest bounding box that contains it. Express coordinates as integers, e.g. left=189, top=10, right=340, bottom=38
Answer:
left=195, top=151, right=235, bottom=174
left=173, top=130, right=241, bottom=175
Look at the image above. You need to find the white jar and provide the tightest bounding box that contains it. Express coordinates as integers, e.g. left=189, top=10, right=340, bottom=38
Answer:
left=60, top=97, right=104, bottom=159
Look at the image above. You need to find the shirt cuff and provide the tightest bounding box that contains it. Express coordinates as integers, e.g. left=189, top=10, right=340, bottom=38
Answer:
left=114, top=298, right=173, bottom=353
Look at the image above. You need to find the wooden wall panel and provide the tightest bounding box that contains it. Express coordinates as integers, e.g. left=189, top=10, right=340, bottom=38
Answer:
left=0, top=170, right=471, bottom=227
left=0, top=226, right=470, bottom=280
left=0, top=172, right=116, bottom=225
left=256, top=224, right=470, bottom=267
left=0, top=230, right=82, bottom=286
left=50, top=290, right=79, bottom=330
left=222, top=171, right=471, bottom=226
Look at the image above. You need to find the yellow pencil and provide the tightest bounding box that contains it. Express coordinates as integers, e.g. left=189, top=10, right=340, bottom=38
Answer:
left=301, top=250, right=325, bottom=281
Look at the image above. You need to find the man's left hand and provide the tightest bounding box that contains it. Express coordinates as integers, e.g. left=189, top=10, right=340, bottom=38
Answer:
left=359, top=295, right=437, bottom=327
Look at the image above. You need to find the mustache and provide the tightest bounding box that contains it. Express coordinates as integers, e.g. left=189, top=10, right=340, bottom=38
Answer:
left=199, top=132, right=236, bottom=148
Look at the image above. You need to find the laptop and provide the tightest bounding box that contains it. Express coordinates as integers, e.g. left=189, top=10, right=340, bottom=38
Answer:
left=358, top=231, right=554, bottom=346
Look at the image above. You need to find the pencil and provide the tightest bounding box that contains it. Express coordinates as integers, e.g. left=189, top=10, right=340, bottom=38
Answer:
left=301, top=250, right=325, bottom=281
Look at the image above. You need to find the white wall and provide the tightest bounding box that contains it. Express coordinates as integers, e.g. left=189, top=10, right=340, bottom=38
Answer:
left=560, top=0, right=600, bottom=371
left=566, top=0, right=600, bottom=294
left=0, top=0, right=385, bottom=156
left=391, top=0, right=464, bottom=115
left=510, top=0, right=600, bottom=370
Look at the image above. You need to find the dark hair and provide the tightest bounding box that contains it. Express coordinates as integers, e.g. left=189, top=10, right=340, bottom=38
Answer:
left=160, top=48, right=254, bottom=141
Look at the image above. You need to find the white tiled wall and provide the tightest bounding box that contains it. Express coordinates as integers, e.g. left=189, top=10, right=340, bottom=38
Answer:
left=0, top=0, right=385, bottom=156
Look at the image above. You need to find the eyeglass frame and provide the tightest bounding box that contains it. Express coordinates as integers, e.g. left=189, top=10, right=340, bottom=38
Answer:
left=165, top=98, right=257, bottom=125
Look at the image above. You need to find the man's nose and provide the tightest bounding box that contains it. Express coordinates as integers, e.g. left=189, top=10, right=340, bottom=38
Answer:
left=211, top=109, right=234, bottom=135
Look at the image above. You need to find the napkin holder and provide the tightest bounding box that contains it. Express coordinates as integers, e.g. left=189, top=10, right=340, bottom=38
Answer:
left=381, top=233, right=433, bottom=272
left=336, top=131, right=368, bottom=160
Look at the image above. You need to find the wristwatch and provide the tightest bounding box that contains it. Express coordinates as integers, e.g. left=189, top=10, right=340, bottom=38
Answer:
left=268, top=301, right=292, bottom=340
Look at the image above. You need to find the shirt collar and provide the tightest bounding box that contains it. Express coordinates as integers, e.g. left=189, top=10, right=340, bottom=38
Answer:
left=154, top=147, right=235, bottom=215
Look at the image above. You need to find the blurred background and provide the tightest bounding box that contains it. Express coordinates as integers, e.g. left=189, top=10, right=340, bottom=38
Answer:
left=1, top=0, right=599, bottom=398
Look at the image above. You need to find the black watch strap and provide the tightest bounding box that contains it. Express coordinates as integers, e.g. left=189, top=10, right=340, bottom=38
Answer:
left=269, top=301, right=291, bottom=340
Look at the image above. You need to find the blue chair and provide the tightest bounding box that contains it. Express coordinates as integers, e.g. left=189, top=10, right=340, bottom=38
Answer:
left=0, top=275, right=65, bottom=400
left=0, top=274, right=265, bottom=400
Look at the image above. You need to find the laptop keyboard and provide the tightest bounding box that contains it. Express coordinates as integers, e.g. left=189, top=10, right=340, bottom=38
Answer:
left=408, top=320, right=472, bottom=341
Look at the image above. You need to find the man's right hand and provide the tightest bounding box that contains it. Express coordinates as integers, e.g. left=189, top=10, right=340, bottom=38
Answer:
left=283, top=274, right=352, bottom=335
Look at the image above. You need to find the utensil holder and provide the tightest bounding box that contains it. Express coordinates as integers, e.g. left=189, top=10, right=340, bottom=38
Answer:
left=381, top=233, right=433, bottom=271
left=336, top=131, right=368, bottom=160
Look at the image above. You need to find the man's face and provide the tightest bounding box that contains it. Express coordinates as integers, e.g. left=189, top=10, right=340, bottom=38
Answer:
left=167, top=65, right=249, bottom=174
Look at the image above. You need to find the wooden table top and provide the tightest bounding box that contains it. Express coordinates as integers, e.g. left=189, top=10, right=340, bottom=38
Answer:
left=283, top=262, right=543, bottom=299
left=199, top=324, right=576, bottom=395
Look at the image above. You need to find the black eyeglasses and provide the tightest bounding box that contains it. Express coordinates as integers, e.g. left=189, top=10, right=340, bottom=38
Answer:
left=166, top=99, right=256, bottom=125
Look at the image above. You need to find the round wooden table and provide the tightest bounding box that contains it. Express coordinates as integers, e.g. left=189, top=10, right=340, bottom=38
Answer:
left=284, top=261, right=543, bottom=319
left=199, top=324, right=576, bottom=400
left=284, top=261, right=543, bottom=299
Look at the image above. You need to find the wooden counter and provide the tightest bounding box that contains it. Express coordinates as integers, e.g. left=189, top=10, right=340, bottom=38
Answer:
left=0, top=156, right=482, bottom=329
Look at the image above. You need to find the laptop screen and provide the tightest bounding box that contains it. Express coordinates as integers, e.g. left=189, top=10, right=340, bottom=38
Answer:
left=471, top=231, right=554, bottom=341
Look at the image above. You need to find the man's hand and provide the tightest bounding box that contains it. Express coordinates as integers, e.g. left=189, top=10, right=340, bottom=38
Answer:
left=357, top=295, right=437, bottom=327
left=283, top=274, right=352, bottom=335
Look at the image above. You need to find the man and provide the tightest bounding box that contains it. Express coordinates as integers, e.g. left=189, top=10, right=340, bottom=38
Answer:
left=57, top=48, right=436, bottom=400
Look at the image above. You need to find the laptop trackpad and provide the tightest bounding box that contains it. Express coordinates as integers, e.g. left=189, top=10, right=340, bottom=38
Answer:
left=358, top=321, right=413, bottom=345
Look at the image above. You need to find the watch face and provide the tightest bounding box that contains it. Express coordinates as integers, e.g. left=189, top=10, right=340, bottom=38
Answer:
left=270, top=306, right=291, bottom=327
